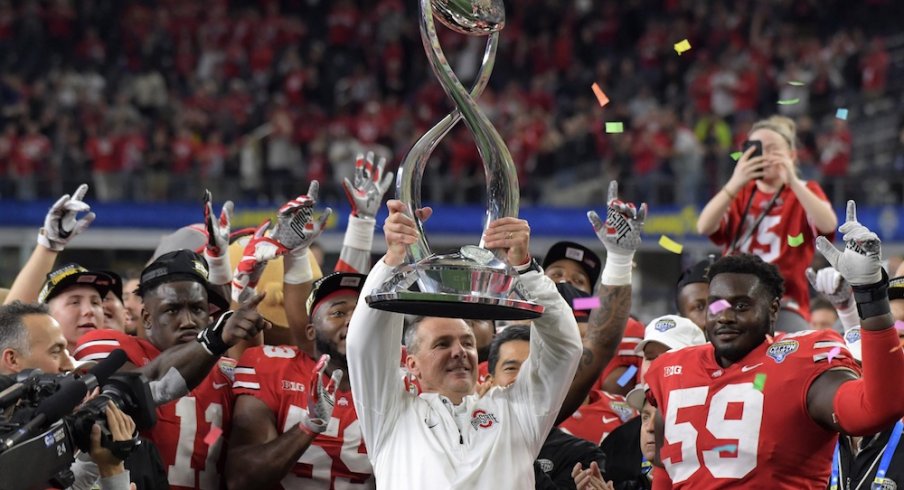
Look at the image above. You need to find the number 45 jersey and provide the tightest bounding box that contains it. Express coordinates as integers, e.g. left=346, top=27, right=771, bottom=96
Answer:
left=646, top=329, right=860, bottom=489
left=234, top=345, right=375, bottom=489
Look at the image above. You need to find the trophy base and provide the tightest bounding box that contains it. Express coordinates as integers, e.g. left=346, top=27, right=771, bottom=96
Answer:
left=366, top=290, right=543, bottom=320
left=364, top=246, right=544, bottom=321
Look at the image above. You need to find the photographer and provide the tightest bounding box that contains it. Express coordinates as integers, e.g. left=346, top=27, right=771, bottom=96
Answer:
left=69, top=402, right=137, bottom=490
left=696, top=115, right=837, bottom=332
left=0, top=301, right=73, bottom=376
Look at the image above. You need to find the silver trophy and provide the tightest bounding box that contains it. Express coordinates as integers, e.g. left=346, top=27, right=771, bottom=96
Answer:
left=365, top=0, right=543, bottom=320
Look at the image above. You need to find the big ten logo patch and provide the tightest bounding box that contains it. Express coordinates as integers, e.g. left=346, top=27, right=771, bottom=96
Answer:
left=663, top=365, right=682, bottom=377
left=470, top=409, right=499, bottom=430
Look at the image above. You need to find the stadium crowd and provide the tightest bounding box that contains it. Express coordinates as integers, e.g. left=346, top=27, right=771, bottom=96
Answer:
left=0, top=0, right=901, bottom=205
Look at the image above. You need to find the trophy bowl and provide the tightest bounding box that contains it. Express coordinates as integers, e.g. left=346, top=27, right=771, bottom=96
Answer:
left=432, top=0, right=505, bottom=35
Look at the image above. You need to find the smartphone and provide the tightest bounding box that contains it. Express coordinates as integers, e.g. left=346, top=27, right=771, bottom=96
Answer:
left=742, top=140, right=763, bottom=159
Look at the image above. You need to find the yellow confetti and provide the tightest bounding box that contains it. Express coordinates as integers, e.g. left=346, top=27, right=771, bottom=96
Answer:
left=778, top=98, right=800, bottom=105
left=788, top=81, right=806, bottom=86
left=658, top=235, right=684, bottom=254
left=730, top=151, right=742, bottom=161
left=787, top=233, right=804, bottom=247
left=591, top=83, right=610, bottom=108
left=674, top=39, right=691, bottom=55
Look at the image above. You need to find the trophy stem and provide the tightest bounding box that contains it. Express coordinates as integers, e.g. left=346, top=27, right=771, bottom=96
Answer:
left=397, top=30, right=499, bottom=264
left=403, top=0, right=518, bottom=262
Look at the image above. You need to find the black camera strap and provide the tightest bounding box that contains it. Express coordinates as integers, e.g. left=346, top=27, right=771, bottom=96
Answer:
left=727, top=184, right=784, bottom=255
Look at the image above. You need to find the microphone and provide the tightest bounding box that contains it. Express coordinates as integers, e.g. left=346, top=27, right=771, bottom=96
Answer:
left=79, top=349, right=127, bottom=391
left=1, top=379, right=87, bottom=451
left=0, top=370, right=43, bottom=409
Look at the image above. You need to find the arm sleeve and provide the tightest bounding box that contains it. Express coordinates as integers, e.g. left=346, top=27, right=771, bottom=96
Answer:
left=509, top=270, right=583, bottom=452
left=335, top=215, right=375, bottom=274
left=346, top=259, right=407, bottom=456
left=833, top=327, right=904, bottom=435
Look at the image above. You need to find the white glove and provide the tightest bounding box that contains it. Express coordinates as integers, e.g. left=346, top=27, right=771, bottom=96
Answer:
left=298, top=354, right=343, bottom=434
left=270, top=181, right=332, bottom=252
left=806, top=267, right=853, bottom=309
left=815, top=201, right=883, bottom=286
left=587, top=181, right=646, bottom=285
left=342, top=152, right=394, bottom=220
left=38, top=184, right=95, bottom=251
left=203, top=190, right=234, bottom=285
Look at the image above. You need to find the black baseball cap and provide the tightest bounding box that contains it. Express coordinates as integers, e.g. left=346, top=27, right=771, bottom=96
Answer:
left=99, top=270, right=124, bottom=302
left=676, top=256, right=715, bottom=291
left=39, top=264, right=114, bottom=304
left=137, top=249, right=229, bottom=312
left=542, top=241, right=602, bottom=286
left=306, top=272, right=366, bottom=315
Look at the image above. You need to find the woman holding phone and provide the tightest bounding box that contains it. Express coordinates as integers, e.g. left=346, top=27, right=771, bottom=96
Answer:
left=696, top=115, right=838, bottom=332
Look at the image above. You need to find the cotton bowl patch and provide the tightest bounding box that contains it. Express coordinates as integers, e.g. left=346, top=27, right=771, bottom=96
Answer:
left=655, top=318, right=677, bottom=332
left=844, top=329, right=861, bottom=344
left=767, top=339, right=799, bottom=363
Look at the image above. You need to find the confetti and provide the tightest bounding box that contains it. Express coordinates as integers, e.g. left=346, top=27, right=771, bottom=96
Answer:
left=730, top=151, right=743, bottom=161
left=591, top=83, right=610, bottom=108
left=203, top=425, right=223, bottom=446
left=787, top=233, right=804, bottom=247
left=766, top=334, right=774, bottom=345
left=892, top=339, right=904, bottom=353
left=709, top=299, right=731, bottom=315
left=826, top=347, right=841, bottom=363
left=778, top=98, right=800, bottom=105
left=836, top=108, right=849, bottom=120
left=788, top=81, right=806, bottom=86
left=605, top=122, right=624, bottom=133
left=674, top=39, right=691, bottom=55
left=573, top=296, right=601, bottom=310
left=617, top=365, right=639, bottom=387
left=753, top=373, right=767, bottom=391
left=895, top=320, right=904, bottom=332
left=712, top=444, right=738, bottom=453
left=658, top=235, right=684, bottom=254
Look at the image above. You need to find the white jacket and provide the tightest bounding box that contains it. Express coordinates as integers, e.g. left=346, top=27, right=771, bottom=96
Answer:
left=347, top=259, right=582, bottom=489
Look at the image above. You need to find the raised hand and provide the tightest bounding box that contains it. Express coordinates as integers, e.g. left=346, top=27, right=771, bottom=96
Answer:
left=38, top=183, right=96, bottom=251
left=217, top=290, right=271, bottom=348
left=300, top=354, right=343, bottom=434
left=231, top=221, right=281, bottom=303
left=343, top=152, right=394, bottom=220
left=271, top=181, right=332, bottom=252
left=482, top=217, right=531, bottom=266
left=587, top=181, right=646, bottom=255
left=806, top=266, right=853, bottom=309
left=815, top=201, right=882, bottom=286
left=203, top=189, right=233, bottom=258
left=382, top=199, right=432, bottom=267
left=725, top=143, right=768, bottom=194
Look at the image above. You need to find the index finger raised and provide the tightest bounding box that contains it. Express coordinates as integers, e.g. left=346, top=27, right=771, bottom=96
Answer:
left=846, top=200, right=857, bottom=224
left=607, top=181, right=619, bottom=204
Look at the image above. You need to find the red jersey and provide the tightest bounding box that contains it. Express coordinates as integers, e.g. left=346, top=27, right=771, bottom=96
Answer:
left=646, top=329, right=860, bottom=489
left=74, top=330, right=235, bottom=490
left=234, top=345, right=375, bottom=489
left=559, top=390, right=637, bottom=444
left=708, top=181, right=833, bottom=321
left=597, top=317, right=644, bottom=390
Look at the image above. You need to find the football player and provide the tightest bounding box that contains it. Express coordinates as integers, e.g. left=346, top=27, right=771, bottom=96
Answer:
left=646, top=202, right=904, bottom=489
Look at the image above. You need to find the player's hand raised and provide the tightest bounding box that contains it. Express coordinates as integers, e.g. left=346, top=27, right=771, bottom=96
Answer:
left=806, top=266, right=853, bottom=309
left=343, top=152, right=394, bottom=220
left=272, top=181, right=332, bottom=252
left=39, top=183, right=95, bottom=252
left=299, top=354, right=343, bottom=434
left=587, top=181, right=646, bottom=257
left=816, top=201, right=883, bottom=286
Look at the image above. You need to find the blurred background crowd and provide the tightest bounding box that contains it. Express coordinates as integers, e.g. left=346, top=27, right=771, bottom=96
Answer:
left=1, top=0, right=903, bottom=208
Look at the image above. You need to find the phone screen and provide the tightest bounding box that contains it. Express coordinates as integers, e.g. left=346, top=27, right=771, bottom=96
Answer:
left=742, top=140, right=763, bottom=159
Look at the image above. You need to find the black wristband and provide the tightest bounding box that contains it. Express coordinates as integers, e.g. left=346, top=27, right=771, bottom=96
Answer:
left=889, top=276, right=904, bottom=301
left=518, top=258, right=542, bottom=275
left=852, top=270, right=891, bottom=320
left=197, top=311, right=233, bottom=356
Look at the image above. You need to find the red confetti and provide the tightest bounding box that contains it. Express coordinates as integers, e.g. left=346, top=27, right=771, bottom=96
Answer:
left=203, top=425, right=223, bottom=446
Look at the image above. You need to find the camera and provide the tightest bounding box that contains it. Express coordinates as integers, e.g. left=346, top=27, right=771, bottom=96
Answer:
left=0, top=351, right=156, bottom=489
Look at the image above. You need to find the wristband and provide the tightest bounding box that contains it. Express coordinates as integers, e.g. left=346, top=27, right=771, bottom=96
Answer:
left=284, top=248, right=314, bottom=285
left=852, top=270, right=891, bottom=320
left=342, top=215, right=375, bottom=251
left=601, top=251, right=634, bottom=286
left=197, top=311, right=233, bottom=356
left=298, top=413, right=327, bottom=435
left=516, top=257, right=541, bottom=275
left=204, top=251, right=232, bottom=285
left=889, top=276, right=904, bottom=301
left=837, top=302, right=861, bottom=330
